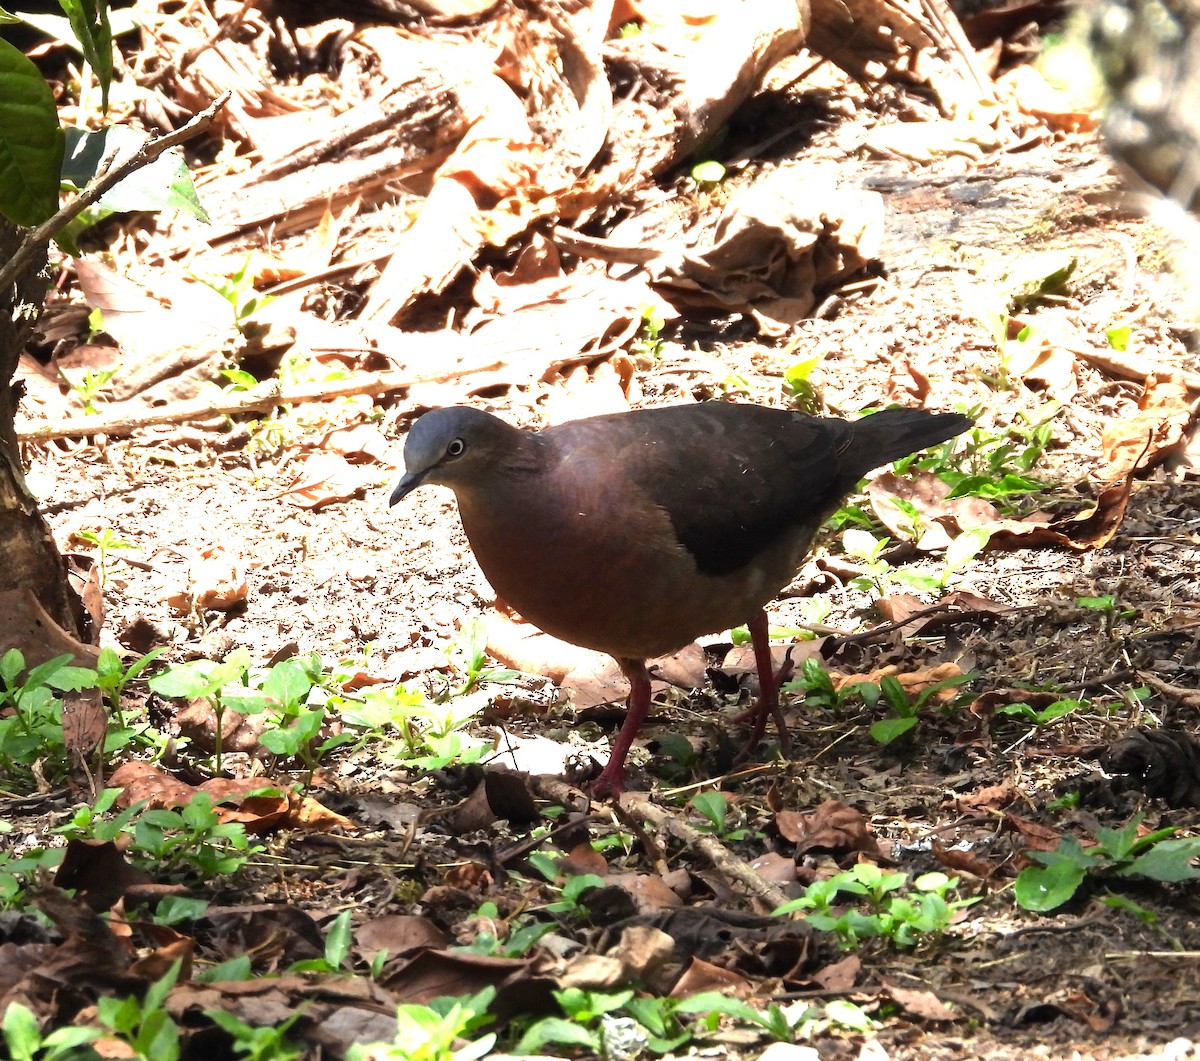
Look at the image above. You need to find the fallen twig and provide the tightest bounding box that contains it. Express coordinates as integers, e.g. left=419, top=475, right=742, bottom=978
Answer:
left=616, top=791, right=792, bottom=912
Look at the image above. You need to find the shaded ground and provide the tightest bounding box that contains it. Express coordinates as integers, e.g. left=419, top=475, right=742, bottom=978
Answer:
left=10, top=28, right=1200, bottom=1061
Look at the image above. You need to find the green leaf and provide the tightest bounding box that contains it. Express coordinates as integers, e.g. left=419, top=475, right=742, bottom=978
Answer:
left=1106, top=325, right=1130, bottom=351
left=1013, top=859, right=1087, bottom=912
left=2, top=1002, right=41, bottom=1061
left=690, top=159, right=725, bottom=184
left=869, top=715, right=918, bottom=745
left=56, top=0, right=114, bottom=109
left=513, top=1017, right=599, bottom=1055
left=60, top=125, right=208, bottom=219
left=690, top=790, right=727, bottom=831
left=0, top=37, right=64, bottom=225
left=1120, top=839, right=1200, bottom=883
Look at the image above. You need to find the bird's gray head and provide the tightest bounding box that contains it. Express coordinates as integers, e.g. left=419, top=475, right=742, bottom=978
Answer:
left=389, top=407, right=522, bottom=506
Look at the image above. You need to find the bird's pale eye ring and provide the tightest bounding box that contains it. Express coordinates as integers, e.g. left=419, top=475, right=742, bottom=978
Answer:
left=446, top=438, right=466, bottom=458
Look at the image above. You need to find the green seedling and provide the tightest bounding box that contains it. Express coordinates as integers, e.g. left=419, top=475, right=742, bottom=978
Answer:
left=777, top=865, right=977, bottom=950
left=132, top=793, right=263, bottom=878
left=869, top=672, right=977, bottom=745
left=338, top=682, right=492, bottom=770
left=0, top=649, right=98, bottom=788
left=525, top=850, right=606, bottom=916
left=444, top=618, right=520, bottom=700
left=457, top=902, right=556, bottom=959
left=998, top=696, right=1083, bottom=728
left=75, top=526, right=134, bottom=587
left=69, top=366, right=117, bottom=413
left=690, top=159, right=726, bottom=186
left=1015, top=815, right=1200, bottom=912
left=347, top=988, right=496, bottom=1061
left=96, top=959, right=184, bottom=1061
left=56, top=788, right=262, bottom=879
left=197, top=956, right=255, bottom=983
left=689, top=790, right=755, bottom=841
left=904, top=410, right=1058, bottom=516
left=787, top=657, right=880, bottom=714
left=199, top=254, right=275, bottom=327
left=93, top=644, right=165, bottom=727
left=841, top=526, right=991, bottom=598
left=783, top=352, right=822, bottom=411
left=631, top=305, right=666, bottom=361
left=290, top=909, right=354, bottom=974
left=206, top=1008, right=304, bottom=1061
left=1077, top=594, right=1137, bottom=637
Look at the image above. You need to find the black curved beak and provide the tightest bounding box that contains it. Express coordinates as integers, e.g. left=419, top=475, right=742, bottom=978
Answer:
left=389, top=471, right=425, bottom=506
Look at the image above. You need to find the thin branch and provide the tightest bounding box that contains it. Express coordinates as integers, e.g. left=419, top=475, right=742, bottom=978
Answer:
left=16, top=362, right=506, bottom=442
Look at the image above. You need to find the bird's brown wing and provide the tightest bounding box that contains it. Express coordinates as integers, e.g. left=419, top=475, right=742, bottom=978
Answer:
left=545, top=405, right=853, bottom=578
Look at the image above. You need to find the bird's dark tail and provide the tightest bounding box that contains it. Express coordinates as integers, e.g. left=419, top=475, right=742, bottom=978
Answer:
left=838, top=409, right=973, bottom=483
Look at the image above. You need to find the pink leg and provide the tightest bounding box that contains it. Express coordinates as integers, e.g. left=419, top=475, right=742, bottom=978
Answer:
left=591, top=659, right=652, bottom=797
left=738, top=609, right=792, bottom=756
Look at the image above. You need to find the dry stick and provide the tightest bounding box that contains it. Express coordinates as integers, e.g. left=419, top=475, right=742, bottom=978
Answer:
left=0, top=92, right=232, bottom=296
left=15, top=361, right=507, bottom=442
left=616, top=791, right=792, bottom=912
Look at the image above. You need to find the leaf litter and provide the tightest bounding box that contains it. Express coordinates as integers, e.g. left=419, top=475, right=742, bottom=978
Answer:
left=5, top=0, right=1200, bottom=1058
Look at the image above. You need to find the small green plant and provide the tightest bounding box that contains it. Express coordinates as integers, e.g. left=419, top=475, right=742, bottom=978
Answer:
left=786, top=658, right=974, bottom=745
left=93, top=644, right=165, bottom=727
left=76, top=526, right=135, bottom=587
left=526, top=851, right=606, bottom=917
left=56, top=788, right=263, bottom=879
left=998, top=696, right=1083, bottom=728
left=69, top=366, right=118, bottom=413
left=689, top=790, right=756, bottom=841
left=690, top=159, right=726, bottom=186
left=443, top=619, right=520, bottom=700
left=868, top=672, right=977, bottom=745
left=777, top=864, right=977, bottom=949
left=199, top=255, right=276, bottom=328
left=902, top=410, right=1058, bottom=516
left=347, top=988, right=496, bottom=1061
left=1014, top=815, right=1200, bottom=912
left=783, top=352, right=822, bottom=411
left=1077, top=593, right=1137, bottom=636
left=631, top=305, right=666, bottom=361
left=2, top=1001, right=102, bottom=1061
left=841, top=527, right=990, bottom=597
left=456, top=902, right=555, bottom=959
left=0, top=649, right=97, bottom=787
left=148, top=651, right=350, bottom=776
left=338, top=683, right=492, bottom=770
left=290, top=910, right=354, bottom=975
left=206, top=1008, right=304, bottom=1061
left=95, top=959, right=184, bottom=1061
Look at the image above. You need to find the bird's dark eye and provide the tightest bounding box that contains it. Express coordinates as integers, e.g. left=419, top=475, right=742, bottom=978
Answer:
left=446, top=438, right=466, bottom=458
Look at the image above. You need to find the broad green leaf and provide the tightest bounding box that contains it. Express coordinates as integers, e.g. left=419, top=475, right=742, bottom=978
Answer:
left=1013, top=859, right=1087, bottom=912
left=1120, top=839, right=1200, bottom=883
left=60, top=125, right=208, bottom=221
left=869, top=715, right=918, bottom=745
left=0, top=37, right=63, bottom=225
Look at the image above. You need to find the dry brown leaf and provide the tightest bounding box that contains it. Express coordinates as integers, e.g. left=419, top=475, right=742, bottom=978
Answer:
left=830, top=663, right=964, bottom=703
left=273, top=452, right=374, bottom=510
left=1100, top=373, right=1196, bottom=481
left=774, top=799, right=886, bottom=858
left=880, top=975, right=958, bottom=1021
left=670, top=956, right=753, bottom=998
left=997, top=63, right=1098, bottom=132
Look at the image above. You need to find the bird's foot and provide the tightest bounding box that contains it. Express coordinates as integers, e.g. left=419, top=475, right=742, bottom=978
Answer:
left=590, top=765, right=627, bottom=798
